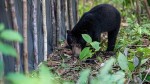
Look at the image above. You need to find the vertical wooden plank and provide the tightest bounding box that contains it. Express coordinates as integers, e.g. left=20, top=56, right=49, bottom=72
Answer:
left=42, top=0, right=47, bottom=61
left=64, top=0, right=69, bottom=31
left=143, top=0, right=150, bottom=19
left=23, top=0, right=28, bottom=74
left=9, top=0, right=20, bottom=72
left=56, top=0, right=61, bottom=45
left=32, top=0, right=38, bottom=69
left=68, top=0, right=75, bottom=29
left=0, top=53, right=4, bottom=84
left=75, top=0, right=79, bottom=22
left=51, top=0, right=57, bottom=50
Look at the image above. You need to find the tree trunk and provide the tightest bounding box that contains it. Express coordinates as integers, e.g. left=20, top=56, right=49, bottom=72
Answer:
left=9, top=0, right=20, bottom=72
left=69, top=0, right=74, bottom=29
left=75, top=0, right=79, bottom=22
left=64, top=0, right=69, bottom=31
left=83, top=0, right=86, bottom=12
left=143, top=0, right=150, bottom=19
left=23, top=0, right=28, bottom=74
left=136, top=0, right=141, bottom=24
left=42, top=0, right=47, bottom=61
left=51, top=0, right=57, bottom=50
left=56, top=0, right=61, bottom=45
left=130, top=0, right=135, bottom=11
left=4, top=0, right=11, bottom=27
left=32, top=0, right=38, bottom=69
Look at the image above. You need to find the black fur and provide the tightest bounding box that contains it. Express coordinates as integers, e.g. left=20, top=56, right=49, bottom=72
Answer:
left=67, top=4, right=121, bottom=51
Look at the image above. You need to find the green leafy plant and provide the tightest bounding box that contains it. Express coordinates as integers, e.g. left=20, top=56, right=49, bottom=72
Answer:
left=79, top=34, right=100, bottom=60
left=117, top=50, right=150, bottom=83
left=6, top=58, right=126, bottom=84
left=125, top=47, right=150, bottom=68
left=7, top=65, right=62, bottom=84
left=116, top=16, right=150, bottom=51
left=0, top=23, right=23, bottom=83
left=77, top=58, right=126, bottom=84
left=0, top=23, right=23, bottom=57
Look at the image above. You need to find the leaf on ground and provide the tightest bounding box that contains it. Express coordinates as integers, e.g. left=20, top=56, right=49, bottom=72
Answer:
left=133, top=56, right=139, bottom=67
left=128, top=62, right=135, bottom=71
left=47, top=61, right=60, bottom=66
left=140, top=58, right=149, bottom=66
left=123, top=48, right=129, bottom=56
left=117, top=52, right=129, bottom=71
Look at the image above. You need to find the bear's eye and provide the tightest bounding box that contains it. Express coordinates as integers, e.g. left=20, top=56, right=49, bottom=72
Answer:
left=67, top=36, right=73, bottom=47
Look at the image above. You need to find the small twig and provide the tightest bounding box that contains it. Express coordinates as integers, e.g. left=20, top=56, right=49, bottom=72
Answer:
left=128, top=45, right=148, bottom=47
left=127, top=78, right=131, bottom=84
left=141, top=68, right=150, bottom=84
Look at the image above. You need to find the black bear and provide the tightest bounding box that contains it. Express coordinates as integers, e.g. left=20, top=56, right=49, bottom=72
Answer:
left=67, top=4, right=121, bottom=56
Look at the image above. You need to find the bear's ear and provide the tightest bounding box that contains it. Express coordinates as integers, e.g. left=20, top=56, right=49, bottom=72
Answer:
left=67, top=30, right=71, bottom=34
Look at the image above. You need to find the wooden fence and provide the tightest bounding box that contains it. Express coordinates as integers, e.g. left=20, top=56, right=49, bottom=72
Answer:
left=0, top=0, right=78, bottom=74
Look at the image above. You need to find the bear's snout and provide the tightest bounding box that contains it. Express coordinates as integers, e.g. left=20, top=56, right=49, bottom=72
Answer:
left=72, top=45, right=81, bottom=57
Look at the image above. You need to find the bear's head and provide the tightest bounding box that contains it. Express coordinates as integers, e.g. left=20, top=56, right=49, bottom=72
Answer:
left=66, top=30, right=82, bottom=57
